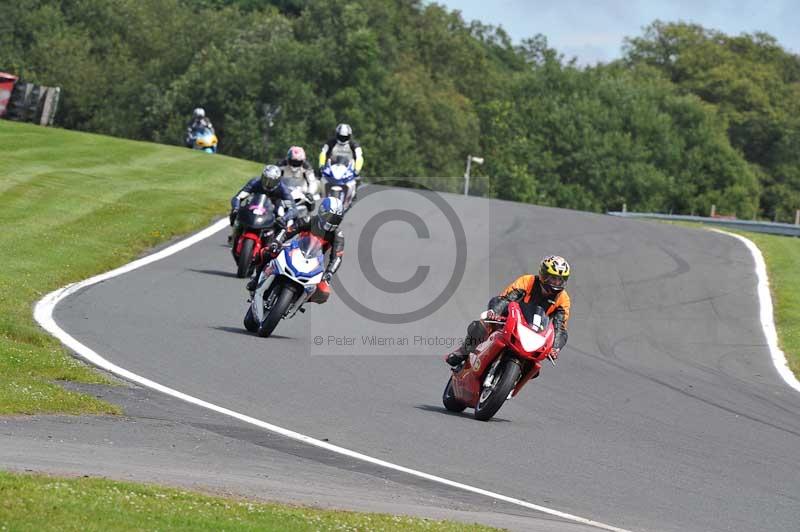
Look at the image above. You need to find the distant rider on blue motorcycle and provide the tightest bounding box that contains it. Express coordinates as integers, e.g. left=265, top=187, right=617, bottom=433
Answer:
left=247, top=197, right=345, bottom=304
left=318, top=123, right=364, bottom=174
left=185, top=107, right=214, bottom=147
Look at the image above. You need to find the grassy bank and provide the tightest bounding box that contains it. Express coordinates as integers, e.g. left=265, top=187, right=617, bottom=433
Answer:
left=0, top=121, right=260, bottom=414
left=0, top=471, right=494, bottom=531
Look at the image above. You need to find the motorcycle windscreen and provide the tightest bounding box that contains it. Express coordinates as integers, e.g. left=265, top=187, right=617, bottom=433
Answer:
left=296, top=233, right=324, bottom=258
left=249, top=194, right=269, bottom=209
left=519, top=304, right=551, bottom=331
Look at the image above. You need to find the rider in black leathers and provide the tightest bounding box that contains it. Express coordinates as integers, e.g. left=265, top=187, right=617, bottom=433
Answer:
left=228, top=164, right=312, bottom=244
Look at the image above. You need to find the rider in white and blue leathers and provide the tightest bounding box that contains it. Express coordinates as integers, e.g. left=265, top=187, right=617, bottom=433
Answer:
left=249, top=197, right=345, bottom=304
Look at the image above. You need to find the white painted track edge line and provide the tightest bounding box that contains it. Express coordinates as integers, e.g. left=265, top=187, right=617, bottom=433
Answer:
left=709, top=229, right=800, bottom=394
left=33, top=218, right=630, bottom=532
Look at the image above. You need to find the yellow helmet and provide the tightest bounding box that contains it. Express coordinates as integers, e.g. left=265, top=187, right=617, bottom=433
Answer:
left=539, top=255, right=570, bottom=293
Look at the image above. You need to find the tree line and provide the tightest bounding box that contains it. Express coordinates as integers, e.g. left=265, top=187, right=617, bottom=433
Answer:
left=3, top=1, right=799, bottom=220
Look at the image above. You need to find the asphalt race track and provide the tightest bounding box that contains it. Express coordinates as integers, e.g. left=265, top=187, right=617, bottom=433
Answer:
left=54, top=189, right=800, bottom=532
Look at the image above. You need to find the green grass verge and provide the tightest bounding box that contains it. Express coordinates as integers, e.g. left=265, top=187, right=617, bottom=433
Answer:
left=659, top=220, right=800, bottom=376
left=733, top=231, right=800, bottom=376
left=0, top=471, right=496, bottom=531
left=0, top=121, right=261, bottom=414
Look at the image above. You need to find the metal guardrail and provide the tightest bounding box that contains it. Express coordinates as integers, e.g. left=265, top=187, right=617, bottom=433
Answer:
left=607, top=212, right=800, bottom=237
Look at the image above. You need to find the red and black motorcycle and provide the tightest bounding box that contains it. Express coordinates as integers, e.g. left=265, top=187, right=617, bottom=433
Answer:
left=232, top=194, right=276, bottom=278
left=443, top=302, right=556, bottom=421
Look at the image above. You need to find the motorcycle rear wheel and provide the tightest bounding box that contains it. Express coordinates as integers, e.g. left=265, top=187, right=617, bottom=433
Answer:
left=257, top=283, right=298, bottom=338
left=236, top=239, right=255, bottom=278
left=442, top=376, right=467, bottom=412
left=474, top=358, right=521, bottom=421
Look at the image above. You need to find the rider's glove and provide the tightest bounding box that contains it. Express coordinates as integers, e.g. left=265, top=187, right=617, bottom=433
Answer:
left=305, top=192, right=316, bottom=205
left=484, top=309, right=502, bottom=321
left=548, top=348, right=560, bottom=360
left=268, top=240, right=282, bottom=257
left=322, top=271, right=333, bottom=283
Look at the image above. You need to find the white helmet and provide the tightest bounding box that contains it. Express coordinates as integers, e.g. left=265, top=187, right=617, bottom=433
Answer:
left=335, top=123, right=352, bottom=144
left=192, top=107, right=206, bottom=119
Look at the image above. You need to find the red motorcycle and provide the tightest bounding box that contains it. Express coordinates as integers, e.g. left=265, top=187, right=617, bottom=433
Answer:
left=443, top=302, right=556, bottom=421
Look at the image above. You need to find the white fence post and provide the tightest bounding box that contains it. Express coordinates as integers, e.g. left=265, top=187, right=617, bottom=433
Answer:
left=710, top=204, right=716, bottom=217
left=795, top=209, right=799, bottom=226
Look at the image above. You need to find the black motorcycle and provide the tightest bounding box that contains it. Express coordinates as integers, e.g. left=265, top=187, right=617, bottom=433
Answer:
left=231, top=194, right=276, bottom=278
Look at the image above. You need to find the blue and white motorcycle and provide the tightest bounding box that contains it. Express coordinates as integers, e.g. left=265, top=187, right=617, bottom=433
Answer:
left=321, top=155, right=358, bottom=212
left=243, top=232, right=325, bottom=337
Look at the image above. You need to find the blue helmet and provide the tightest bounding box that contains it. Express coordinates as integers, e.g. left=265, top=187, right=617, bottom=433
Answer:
left=317, top=197, right=344, bottom=232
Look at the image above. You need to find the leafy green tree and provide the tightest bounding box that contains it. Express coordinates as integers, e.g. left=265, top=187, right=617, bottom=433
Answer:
left=624, top=21, right=800, bottom=220
left=1, top=3, right=793, bottom=218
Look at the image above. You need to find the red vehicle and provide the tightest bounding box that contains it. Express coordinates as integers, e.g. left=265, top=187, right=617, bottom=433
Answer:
left=0, top=72, right=19, bottom=118
left=443, top=302, right=556, bottom=421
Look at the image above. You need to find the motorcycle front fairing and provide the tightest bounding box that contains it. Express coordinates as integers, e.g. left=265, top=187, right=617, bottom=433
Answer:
left=250, top=233, right=325, bottom=322
left=238, top=196, right=276, bottom=230
left=322, top=157, right=357, bottom=208
left=234, top=195, right=276, bottom=258
left=193, top=128, right=218, bottom=153
left=507, top=304, right=555, bottom=397
left=322, top=160, right=356, bottom=186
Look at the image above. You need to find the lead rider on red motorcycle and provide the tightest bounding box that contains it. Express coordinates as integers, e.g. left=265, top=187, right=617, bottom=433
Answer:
left=446, top=255, right=571, bottom=368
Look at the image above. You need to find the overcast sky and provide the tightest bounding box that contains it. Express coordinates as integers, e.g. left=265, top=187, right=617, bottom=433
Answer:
left=434, top=1, right=799, bottom=65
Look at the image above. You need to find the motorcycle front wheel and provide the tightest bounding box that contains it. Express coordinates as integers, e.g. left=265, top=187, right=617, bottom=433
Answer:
left=257, top=283, right=298, bottom=338
left=474, top=358, right=521, bottom=421
left=442, top=376, right=467, bottom=413
left=243, top=306, right=258, bottom=332
left=236, top=239, right=255, bottom=278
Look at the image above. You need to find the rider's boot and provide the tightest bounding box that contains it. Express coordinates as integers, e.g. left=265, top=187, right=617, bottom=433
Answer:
left=447, top=319, right=491, bottom=367
left=307, top=281, right=330, bottom=304
left=446, top=343, right=468, bottom=367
